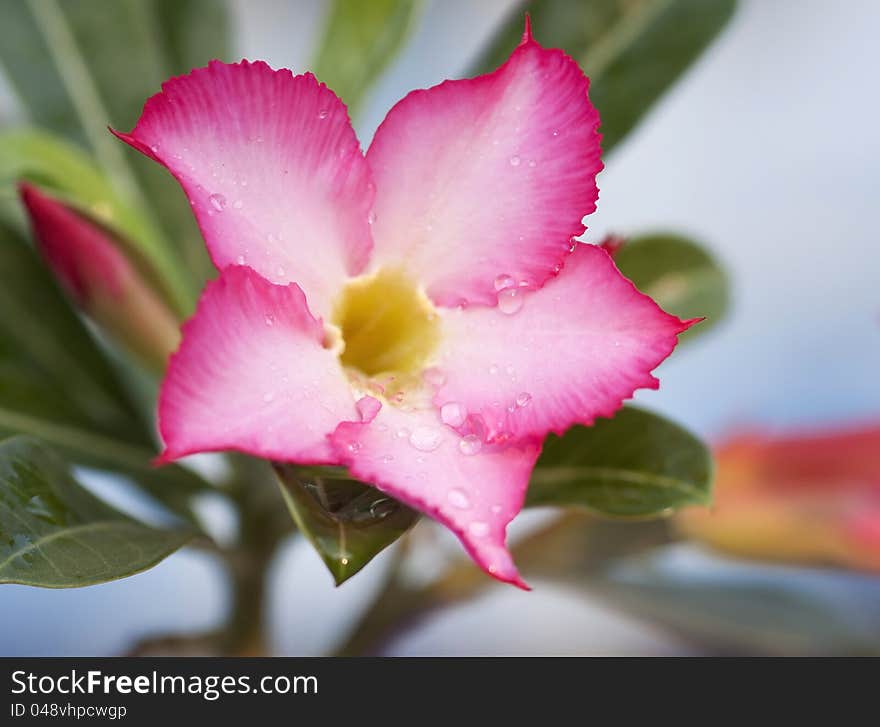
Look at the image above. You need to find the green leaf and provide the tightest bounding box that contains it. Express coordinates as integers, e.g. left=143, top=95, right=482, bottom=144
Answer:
left=0, top=129, right=192, bottom=314
left=527, top=406, right=712, bottom=517
left=594, top=546, right=880, bottom=655
left=274, top=465, right=418, bottom=585
left=613, top=233, right=729, bottom=339
left=0, top=225, right=206, bottom=514
left=470, top=0, right=737, bottom=154
left=0, top=436, right=193, bottom=588
left=0, top=0, right=231, bottom=294
left=313, top=0, right=423, bottom=116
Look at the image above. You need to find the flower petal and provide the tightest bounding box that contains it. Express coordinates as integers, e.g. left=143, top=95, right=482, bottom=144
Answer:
left=366, top=26, right=601, bottom=307
left=113, top=60, right=373, bottom=317
left=431, top=243, right=694, bottom=442
left=329, top=402, right=540, bottom=587
left=159, top=266, right=356, bottom=465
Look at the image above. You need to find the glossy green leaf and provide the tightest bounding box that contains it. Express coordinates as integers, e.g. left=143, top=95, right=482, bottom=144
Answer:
left=0, top=436, right=193, bottom=587
left=614, top=233, right=729, bottom=339
left=594, top=545, right=880, bottom=655
left=313, top=0, right=423, bottom=116
left=275, top=465, right=418, bottom=585
left=527, top=406, right=712, bottom=517
left=0, top=129, right=192, bottom=313
left=470, top=0, right=737, bottom=154
left=0, top=225, right=206, bottom=514
left=0, top=0, right=230, bottom=294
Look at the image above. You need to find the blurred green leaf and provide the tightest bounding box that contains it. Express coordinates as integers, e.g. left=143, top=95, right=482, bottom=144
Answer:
left=613, top=232, right=728, bottom=339
left=594, top=545, right=880, bottom=655
left=527, top=406, right=712, bottom=517
left=0, top=225, right=207, bottom=514
left=313, top=0, right=423, bottom=116
left=0, top=436, right=193, bottom=587
left=470, top=0, right=737, bottom=154
left=0, top=129, right=192, bottom=314
left=275, top=464, right=418, bottom=585
left=0, top=0, right=230, bottom=292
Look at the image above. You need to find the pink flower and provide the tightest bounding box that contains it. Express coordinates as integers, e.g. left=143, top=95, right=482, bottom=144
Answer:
left=114, top=23, right=692, bottom=587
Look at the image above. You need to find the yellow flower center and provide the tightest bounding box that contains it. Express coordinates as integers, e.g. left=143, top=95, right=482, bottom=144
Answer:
left=332, top=268, right=440, bottom=380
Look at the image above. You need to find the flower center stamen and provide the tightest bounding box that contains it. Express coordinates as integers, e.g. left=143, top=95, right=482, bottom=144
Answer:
left=332, top=268, right=440, bottom=379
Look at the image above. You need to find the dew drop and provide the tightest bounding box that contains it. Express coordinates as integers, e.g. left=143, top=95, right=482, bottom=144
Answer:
left=208, top=193, right=227, bottom=211
left=422, top=367, right=446, bottom=388
left=515, top=392, right=532, bottom=408
left=409, top=426, right=442, bottom=452
left=396, top=428, right=411, bottom=439
left=236, top=254, right=246, bottom=265
left=494, top=273, right=515, bottom=291
left=440, top=402, right=466, bottom=427
left=488, top=364, right=499, bottom=376
left=367, top=210, right=376, bottom=225
left=509, top=155, right=521, bottom=167
left=469, top=521, right=489, bottom=537
left=276, top=265, right=286, bottom=277
left=528, top=159, right=537, bottom=168
left=232, top=199, right=243, bottom=209
left=347, top=441, right=362, bottom=454
left=491, top=504, right=503, bottom=514
left=382, top=454, right=394, bottom=463
left=498, top=287, right=524, bottom=315
left=318, top=109, right=329, bottom=119
left=264, top=315, right=274, bottom=326
left=458, top=434, right=482, bottom=456
left=447, top=488, right=471, bottom=509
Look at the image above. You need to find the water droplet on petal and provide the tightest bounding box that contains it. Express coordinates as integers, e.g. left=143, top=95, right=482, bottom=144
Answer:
left=264, top=315, right=274, bottom=326
left=491, top=504, right=503, bottom=514
left=318, top=109, right=329, bottom=119
left=347, top=441, right=362, bottom=454
left=233, top=199, right=243, bottom=209
left=488, top=364, right=499, bottom=376
left=528, top=159, right=537, bottom=168
left=447, top=488, right=471, bottom=509
left=515, top=392, right=532, bottom=407
left=458, top=435, right=482, bottom=456
left=494, top=274, right=515, bottom=291
left=469, top=521, right=489, bottom=537
left=440, top=402, right=466, bottom=427
left=422, top=367, right=446, bottom=387
left=209, top=193, right=227, bottom=211
left=509, top=155, right=521, bottom=167
left=263, top=391, right=275, bottom=402
left=367, top=210, right=376, bottom=225
left=236, top=254, right=246, bottom=265
left=276, top=265, right=286, bottom=277
left=498, top=287, right=524, bottom=315
left=409, top=426, right=442, bottom=452
left=396, top=428, right=411, bottom=439
left=381, top=454, right=394, bottom=463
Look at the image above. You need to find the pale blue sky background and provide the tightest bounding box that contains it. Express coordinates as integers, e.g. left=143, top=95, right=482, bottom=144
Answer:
left=1, top=0, right=878, bottom=655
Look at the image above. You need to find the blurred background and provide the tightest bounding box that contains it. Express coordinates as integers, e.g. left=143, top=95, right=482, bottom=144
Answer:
left=1, top=0, right=878, bottom=655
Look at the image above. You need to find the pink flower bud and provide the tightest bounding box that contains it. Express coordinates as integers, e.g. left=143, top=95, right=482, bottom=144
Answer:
left=19, top=182, right=181, bottom=371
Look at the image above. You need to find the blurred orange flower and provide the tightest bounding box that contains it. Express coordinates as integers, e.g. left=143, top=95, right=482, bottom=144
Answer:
left=677, top=424, right=880, bottom=571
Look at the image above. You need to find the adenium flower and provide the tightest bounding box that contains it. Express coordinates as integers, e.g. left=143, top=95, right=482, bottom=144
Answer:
left=114, top=22, right=692, bottom=587
left=677, top=425, right=880, bottom=572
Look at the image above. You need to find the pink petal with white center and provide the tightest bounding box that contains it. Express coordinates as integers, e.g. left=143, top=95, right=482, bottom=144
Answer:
left=366, top=25, right=602, bottom=307
left=431, top=243, right=695, bottom=442
left=329, top=402, right=541, bottom=587
left=158, top=266, right=356, bottom=465
left=113, top=60, right=373, bottom=317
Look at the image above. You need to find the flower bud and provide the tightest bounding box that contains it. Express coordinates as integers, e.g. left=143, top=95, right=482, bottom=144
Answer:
left=677, top=426, right=880, bottom=572
left=19, top=182, right=180, bottom=372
